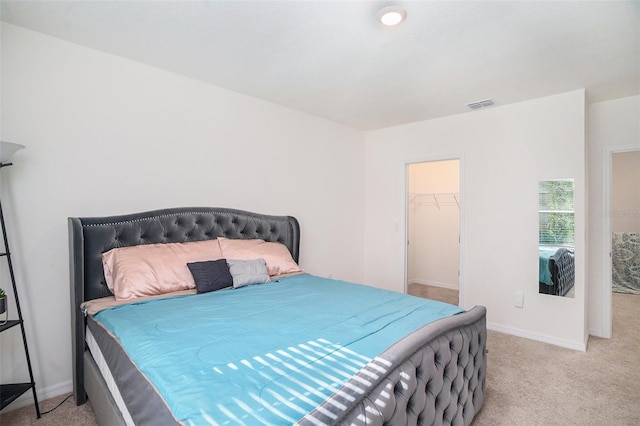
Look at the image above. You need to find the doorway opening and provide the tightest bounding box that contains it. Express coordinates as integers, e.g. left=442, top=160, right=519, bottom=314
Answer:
left=607, top=148, right=640, bottom=338
left=406, top=159, right=461, bottom=306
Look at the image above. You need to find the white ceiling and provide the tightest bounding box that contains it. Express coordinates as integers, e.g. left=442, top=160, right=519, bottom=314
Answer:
left=1, top=1, right=639, bottom=130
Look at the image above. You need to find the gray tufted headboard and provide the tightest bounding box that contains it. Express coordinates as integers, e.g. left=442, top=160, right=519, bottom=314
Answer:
left=69, top=207, right=300, bottom=302
left=69, top=206, right=300, bottom=404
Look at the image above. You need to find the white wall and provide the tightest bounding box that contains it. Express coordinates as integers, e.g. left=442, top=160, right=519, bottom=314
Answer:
left=587, top=95, right=640, bottom=338
left=407, top=160, right=459, bottom=289
left=0, top=23, right=365, bottom=405
left=612, top=151, right=640, bottom=233
left=364, top=90, right=588, bottom=350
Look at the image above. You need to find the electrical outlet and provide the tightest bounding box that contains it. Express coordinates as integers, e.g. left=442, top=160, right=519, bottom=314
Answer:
left=515, top=291, right=524, bottom=308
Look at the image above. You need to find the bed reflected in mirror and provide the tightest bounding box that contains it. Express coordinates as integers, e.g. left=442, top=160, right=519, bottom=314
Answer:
left=539, top=179, right=575, bottom=297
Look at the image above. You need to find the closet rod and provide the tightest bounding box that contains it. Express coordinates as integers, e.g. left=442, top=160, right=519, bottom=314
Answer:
left=408, top=192, right=460, bottom=210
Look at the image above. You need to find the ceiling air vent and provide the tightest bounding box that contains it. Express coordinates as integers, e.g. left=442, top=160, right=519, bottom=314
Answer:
left=467, top=99, right=494, bottom=110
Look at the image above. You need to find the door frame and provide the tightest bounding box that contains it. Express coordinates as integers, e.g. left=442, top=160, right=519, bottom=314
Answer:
left=602, top=145, right=640, bottom=338
left=404, top=155, right=464, bottom=306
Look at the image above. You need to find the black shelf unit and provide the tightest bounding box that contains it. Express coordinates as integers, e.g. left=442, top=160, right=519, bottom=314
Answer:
left=1, top=383, right=35, bottom=411
left=0, top=162, right=40, bottom=417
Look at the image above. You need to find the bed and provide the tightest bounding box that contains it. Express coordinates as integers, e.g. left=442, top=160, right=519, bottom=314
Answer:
left=69, top=207, right=487, bottom=425
left=538, top=246, right=575, bottom=296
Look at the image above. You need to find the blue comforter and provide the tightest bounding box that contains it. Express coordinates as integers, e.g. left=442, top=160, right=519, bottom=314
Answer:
left=93, top=274, right=463, bottom=425
left=539, top=246, right=559, bottom=286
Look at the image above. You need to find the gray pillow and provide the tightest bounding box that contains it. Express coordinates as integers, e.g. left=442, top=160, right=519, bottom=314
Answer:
left=227, top=259, right=271, bottom=288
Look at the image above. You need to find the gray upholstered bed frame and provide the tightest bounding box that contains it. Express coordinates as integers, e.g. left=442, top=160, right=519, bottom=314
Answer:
left=69, top=207, right=486, bottom=425
left=539, top=248, right=575, bottom=296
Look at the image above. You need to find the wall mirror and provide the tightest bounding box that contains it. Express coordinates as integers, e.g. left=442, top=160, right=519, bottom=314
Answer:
left=538, top=179, right=575, bottom=297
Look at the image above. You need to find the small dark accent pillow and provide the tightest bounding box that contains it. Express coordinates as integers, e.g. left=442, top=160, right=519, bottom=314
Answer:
left=187, top=259, right=233, bottom=294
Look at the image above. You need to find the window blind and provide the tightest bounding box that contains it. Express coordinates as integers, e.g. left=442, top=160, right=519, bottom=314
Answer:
left=539, top=180, right=574, bottom=246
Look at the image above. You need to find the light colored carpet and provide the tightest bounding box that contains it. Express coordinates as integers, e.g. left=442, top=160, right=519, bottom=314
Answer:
left=0, top=393, right=97, bottom=426
left=2, top=289, right=638, bottom=425
left=408, top=282, right=459, bottom=305
left=474, top=291, right=640, bottom=426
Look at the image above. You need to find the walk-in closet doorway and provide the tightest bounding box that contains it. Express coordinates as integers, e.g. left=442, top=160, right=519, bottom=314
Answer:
left=406, top=159, right=462, bottom=306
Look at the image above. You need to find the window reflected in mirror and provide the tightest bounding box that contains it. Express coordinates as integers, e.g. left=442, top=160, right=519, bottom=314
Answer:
left=538, top=179, right=575, bottom=297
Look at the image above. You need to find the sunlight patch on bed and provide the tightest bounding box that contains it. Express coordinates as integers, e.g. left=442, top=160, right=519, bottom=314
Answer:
left=198, top=337, right=393, bottom=424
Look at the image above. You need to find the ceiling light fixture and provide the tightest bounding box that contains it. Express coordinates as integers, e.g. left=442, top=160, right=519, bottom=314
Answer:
left=377, top=6, right=407, bottom=26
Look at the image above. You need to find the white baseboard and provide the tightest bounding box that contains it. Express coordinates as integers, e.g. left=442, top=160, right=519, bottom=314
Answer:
left=2, top=379, right=73, bottom=413
left=409, top=279, right=458, bottom=291
left=487, top=321, right=587, bottom=352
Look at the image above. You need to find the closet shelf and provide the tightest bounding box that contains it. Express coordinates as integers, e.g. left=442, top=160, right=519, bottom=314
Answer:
left=409, top=192, right=459, bottom=210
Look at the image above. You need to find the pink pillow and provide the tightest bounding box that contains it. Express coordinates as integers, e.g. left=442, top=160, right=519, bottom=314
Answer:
left=217, top=237, right=302, bottom=276
left=102, top=240, right=223, bottom=300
